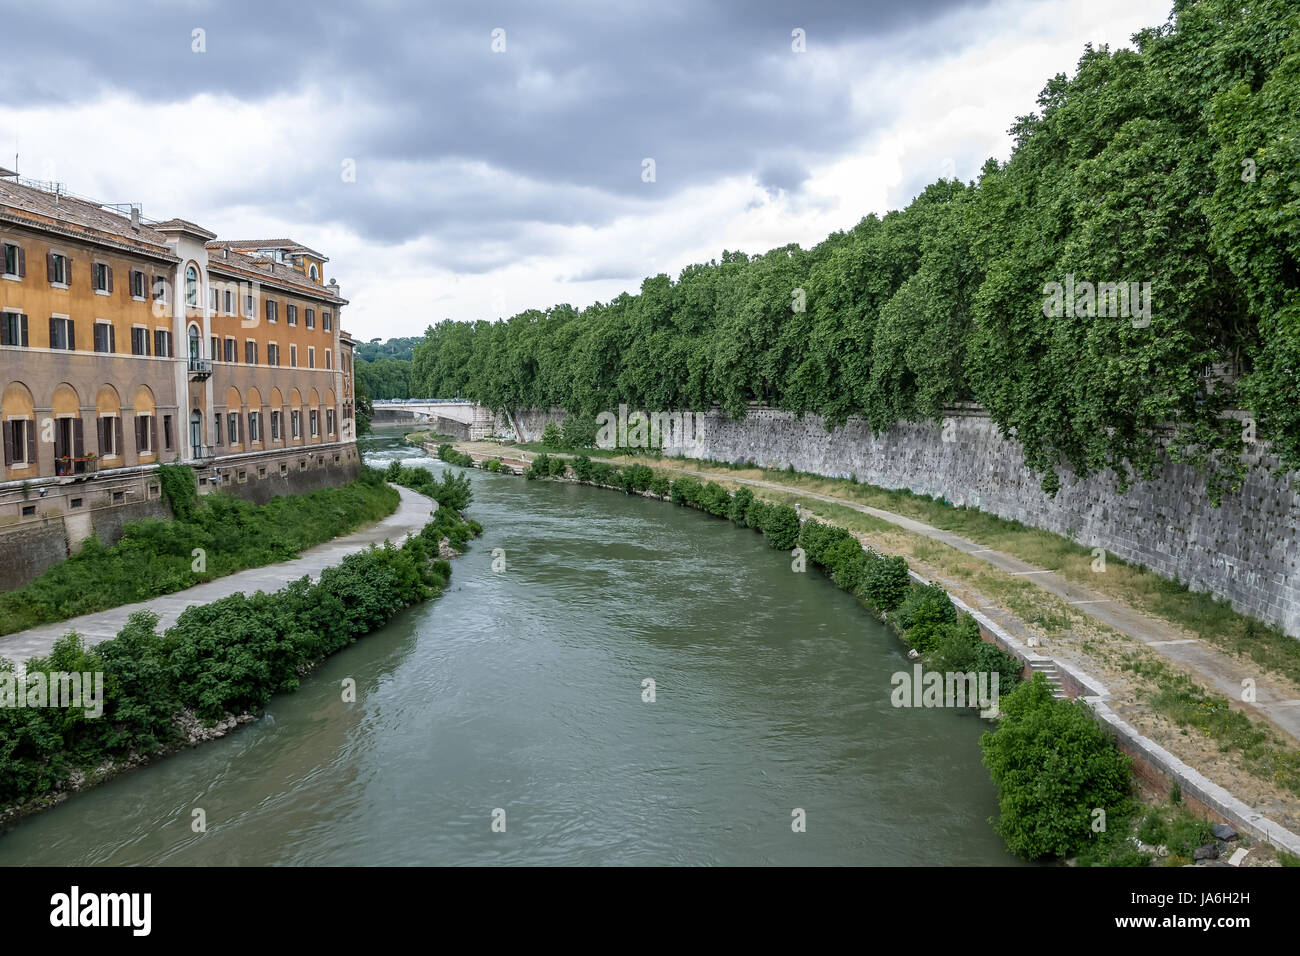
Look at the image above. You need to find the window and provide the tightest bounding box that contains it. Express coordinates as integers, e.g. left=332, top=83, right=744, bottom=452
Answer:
left=185, top=266, right=199, bottom=307
left=210, top=335, right=219, bottom=361
left=249, top=411, right=261, bottom=443
left=265, top=299, right=278, bottom=323
left=49, top=316, right=75, bottom=350
left=325, top=349, right=332, bottom=370
left=305, top=308, right=315, bottom=329
left=323, top=310, right=332, bottom=332
left=326, top=409, right=336, bottom=435
left=245, top=340, right=258, bottom=364
left=47, top=253, right=69, bottom=286
left=271, top=410, right=282, bottom=440
left=210, top=286, right=219, bottom=312
left=2, top=418, right=33, bottom=467
left=130, top=269, right=146, bottom=298
left=94, top=321, right=116, bottom=353
left=153, top=274, right=169, bottom=310
left=287, top=304, right=298, bottom=326
left=93, top=262, right=113, bottom=293
left=227, top=412, right=241, bottom=445
left=214, top=414, right=223, bottom=446
left=309, top=263, right=319, bottom=280
left=98, top=415, right=121, bottom=458
left=224, top=337, right=236, bottom=363
left=1, top=311, right=29, bottom=347
left=135, top=414, right=154, bottom=454
left=245, top=293, right=255, bottom=318
left=224, top=289, right=233, bottom=314
left=21, top=504, right=34, bottom=517
left=155, top=329, right=172, bottom=357
left=3, top=242, right=25, bottom=278
left=290, top=345, right=298, bottom=367
left=310, top=409, right=319, bottom=436
left=131, top=327, right=151, bottom=356
left=163, top=414, right=173, bottom=450
left=308, top=347, right=315, bottom=369
left=70, top=497, right=82, bottom=508
left=291, top=410, right=302, bottom=438
left=267, top=343, right=280, bottom=366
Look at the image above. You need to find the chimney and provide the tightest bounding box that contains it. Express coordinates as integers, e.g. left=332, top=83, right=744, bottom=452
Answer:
left=131, top=207, right=140, bottom=232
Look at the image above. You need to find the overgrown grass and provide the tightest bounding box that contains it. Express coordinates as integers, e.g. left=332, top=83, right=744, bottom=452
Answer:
left=1122, top=653, right=1300, bottom=796
left=0, top=467, right=399, bottom=636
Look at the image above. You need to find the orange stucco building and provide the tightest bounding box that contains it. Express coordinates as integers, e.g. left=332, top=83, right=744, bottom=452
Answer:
left=0, top=172, right=360, bottom=585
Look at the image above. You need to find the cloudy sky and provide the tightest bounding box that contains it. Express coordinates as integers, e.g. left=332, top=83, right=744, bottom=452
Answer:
left=0, top=0, right=1172, bottom=341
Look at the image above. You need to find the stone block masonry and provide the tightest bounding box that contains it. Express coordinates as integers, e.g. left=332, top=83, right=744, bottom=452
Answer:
left=637, top=404, right=1298, bottom=639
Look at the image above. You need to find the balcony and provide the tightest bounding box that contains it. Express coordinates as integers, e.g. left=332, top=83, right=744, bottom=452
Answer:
left=188, top=357, right=213, bottom=380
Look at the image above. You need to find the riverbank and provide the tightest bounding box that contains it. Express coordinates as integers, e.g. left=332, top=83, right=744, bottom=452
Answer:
left=0, top=470, right=479, bottom=832
left=0, top=468, right=403, bottom=639
left=433, top=437, right=1300, bottom=863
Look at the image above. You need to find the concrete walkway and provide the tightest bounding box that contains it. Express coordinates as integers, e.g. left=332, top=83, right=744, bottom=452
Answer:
left=480, top=444, right=1300, bottom=744
left=0, top=484, right=434, bottom=665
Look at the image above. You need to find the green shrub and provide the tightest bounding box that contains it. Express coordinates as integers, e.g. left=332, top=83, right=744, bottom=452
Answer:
left=540, top=421, right=563, bottom=448
left=762, top=505, right=800, bottom=550
left=728, top=487, right=754, bottom=524
left=896, top=583, right=958, bottom=651
left=981, top=676, right=1133, bottom=860
left=859, top=556, right=912, bottom=613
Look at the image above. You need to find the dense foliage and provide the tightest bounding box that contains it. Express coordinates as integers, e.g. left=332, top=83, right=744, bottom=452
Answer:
left=0, top=510, right=473, bottom=808
left=355, top=357, right=413, bottom=400
left=981, top=676, right=1134, bottom=859
left=412, top=1, right=1300, bottom=500
left=0, top=469, right=400, bottom=636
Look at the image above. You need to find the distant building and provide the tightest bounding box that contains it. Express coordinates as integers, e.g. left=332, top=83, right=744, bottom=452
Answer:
left=0, top=173, right=360, bottom=586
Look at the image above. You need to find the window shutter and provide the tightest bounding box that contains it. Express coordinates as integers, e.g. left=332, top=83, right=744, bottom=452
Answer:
left=115, top=417, right=123, bottom=458
left=67, top=319, right=75, bottom=351
left=2, top=421, right=13, bottom=467
left=106, top=266, right=114, bottom=293
left=46, top=253, right=55, bottom=280
left=109, top=325, right=116, bottom=353
left=73, top=417, right=84, bottom=458
left=0, top=317, right=9, bottom=347
left=48, top=315, right=56, bottom=346
left=16, top=247, right=24, bottom=277
left=25, top=423, right=35, bottom=469
left=135, top=415, right=144, bottom=453
left=65, top=259, right=72, bottom=286
left=20, top=314, right=28, bottom=346
left=151, top=415, right=159, bottom=454
left=97, top=417, right=107, bottom=456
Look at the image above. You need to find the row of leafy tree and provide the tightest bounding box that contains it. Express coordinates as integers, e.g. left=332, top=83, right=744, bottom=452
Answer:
left=412, top=0, right=1299, bottom=501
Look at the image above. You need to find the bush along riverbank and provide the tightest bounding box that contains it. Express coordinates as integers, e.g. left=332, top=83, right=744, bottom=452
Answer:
left=445, top=446, right=1270, bottom=865
left=0, top=485, right=480, bottom=828
left=0, top=465, right=401, bottom=637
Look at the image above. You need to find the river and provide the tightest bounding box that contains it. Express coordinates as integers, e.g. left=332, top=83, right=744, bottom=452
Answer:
left=0, top=426, right=1025, bottom=865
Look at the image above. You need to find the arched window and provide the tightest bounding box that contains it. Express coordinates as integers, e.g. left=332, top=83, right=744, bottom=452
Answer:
left=308, top=263, right=319, bottom=281
left=185, top=266, right=199, bottom=308
left=188, top=324, right=200, bottom=359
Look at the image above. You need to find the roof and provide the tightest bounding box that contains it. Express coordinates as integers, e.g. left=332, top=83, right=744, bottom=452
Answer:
left=207, top=245, right=348, bottom=305
left=0, top=177, right=176, bottom=258
left=206, top=238, right=328, bottom=261
left=154, top=218, right=217, bottom=241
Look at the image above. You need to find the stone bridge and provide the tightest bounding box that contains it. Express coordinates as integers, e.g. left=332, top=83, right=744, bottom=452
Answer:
left=371, top=400, right=507, bottom=440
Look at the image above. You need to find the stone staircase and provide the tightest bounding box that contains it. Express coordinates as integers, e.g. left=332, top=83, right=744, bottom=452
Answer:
left=1027, top=658, right=1068, bottom=699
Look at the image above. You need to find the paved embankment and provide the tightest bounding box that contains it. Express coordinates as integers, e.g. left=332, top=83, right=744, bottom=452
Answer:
left=0, top=484, right=434, bottom=665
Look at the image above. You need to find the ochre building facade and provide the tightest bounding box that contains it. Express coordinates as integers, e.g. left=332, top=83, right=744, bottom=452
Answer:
left=0, top=173, right=360, bottom=586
